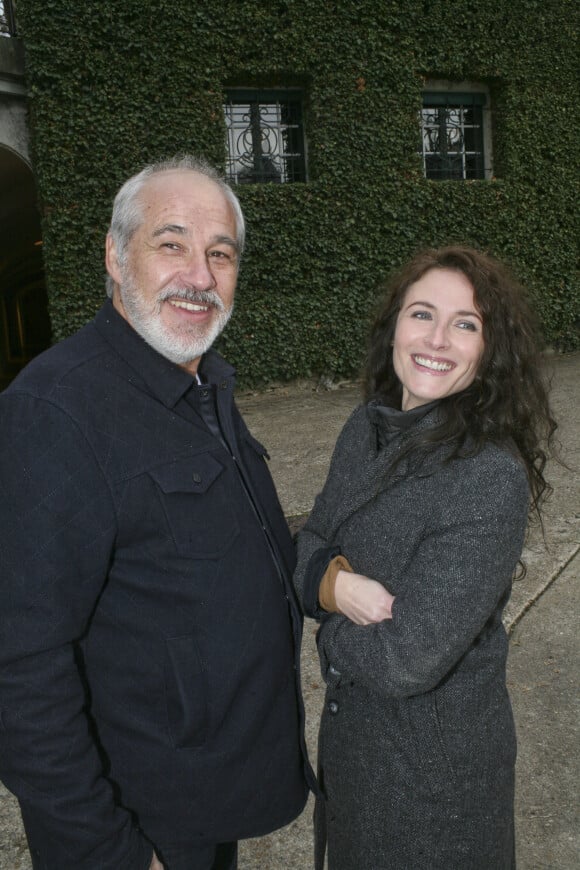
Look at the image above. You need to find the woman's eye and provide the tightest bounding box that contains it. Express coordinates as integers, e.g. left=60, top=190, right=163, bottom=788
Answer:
left=457, top=321, right=478, bottom=331
left=411, top=310, right=431, bottom=320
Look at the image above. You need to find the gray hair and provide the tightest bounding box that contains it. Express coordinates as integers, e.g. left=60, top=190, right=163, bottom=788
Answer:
left=105, top=155, right=245, bottom=298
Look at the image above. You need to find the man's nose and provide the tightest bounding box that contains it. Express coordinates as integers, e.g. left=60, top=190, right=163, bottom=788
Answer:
left=180, top=253, right=216, bottom=290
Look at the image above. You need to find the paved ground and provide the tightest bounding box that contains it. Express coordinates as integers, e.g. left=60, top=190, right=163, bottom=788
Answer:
left=509, top=557, right=579, bottom=868
left=0, top=353, right=578, bottom=868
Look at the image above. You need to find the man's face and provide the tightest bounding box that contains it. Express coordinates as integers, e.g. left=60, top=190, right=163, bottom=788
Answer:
left=106, top=169, right=239, bottom=375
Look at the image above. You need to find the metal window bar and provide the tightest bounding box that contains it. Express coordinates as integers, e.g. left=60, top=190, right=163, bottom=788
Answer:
left=0, top=0, right=17, bottom=37
left=224, top=91, right=306, bottom=184
left=420, top=92, right=485, bottom=180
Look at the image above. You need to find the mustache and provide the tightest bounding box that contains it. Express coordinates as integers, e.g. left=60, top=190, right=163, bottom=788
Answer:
left=157, top=286, right=226, bottom=312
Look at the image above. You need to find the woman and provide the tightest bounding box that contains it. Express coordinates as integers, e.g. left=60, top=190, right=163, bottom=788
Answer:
left=294, top=246, right=556, bottom=869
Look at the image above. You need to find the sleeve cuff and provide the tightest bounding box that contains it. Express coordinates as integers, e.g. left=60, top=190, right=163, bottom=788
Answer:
left=302, top=546, right=353, bottom=619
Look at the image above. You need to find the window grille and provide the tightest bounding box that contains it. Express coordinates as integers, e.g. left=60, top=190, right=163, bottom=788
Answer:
left=420, top=92, right=486, bottom=180
left=224, top=89, right=306, bottom=184
left=0, top=0, right=17, bottom=36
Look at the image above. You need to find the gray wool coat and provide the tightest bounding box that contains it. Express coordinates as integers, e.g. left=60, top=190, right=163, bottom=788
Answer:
left=295, top=403, right=530, bottom=870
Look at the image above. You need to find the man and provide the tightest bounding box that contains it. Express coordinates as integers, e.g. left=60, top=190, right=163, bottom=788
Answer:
left=0, top=156, right=314, bottom=869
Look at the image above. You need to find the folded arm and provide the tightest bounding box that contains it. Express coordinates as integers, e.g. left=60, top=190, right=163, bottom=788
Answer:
left=321, top=472, right=529, bottom=698
left=295, top=434, right=530, bottom=699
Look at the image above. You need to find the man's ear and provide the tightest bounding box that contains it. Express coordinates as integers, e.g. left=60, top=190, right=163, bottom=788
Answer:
left=105, top=233, right=123, bottom=286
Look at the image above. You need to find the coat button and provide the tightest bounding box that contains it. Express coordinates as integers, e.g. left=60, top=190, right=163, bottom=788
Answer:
left=328, top=665, right=341, bottom=677
left=328, top=700, right=339, bottom=715
left=192, top=473, right=202, bottom=484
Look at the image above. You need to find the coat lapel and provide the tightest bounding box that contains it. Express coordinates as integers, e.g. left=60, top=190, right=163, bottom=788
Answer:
left=324, top=421, right=410, bottom=540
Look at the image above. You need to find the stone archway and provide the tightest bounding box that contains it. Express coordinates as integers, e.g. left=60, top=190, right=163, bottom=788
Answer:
left=0, top=146, right=51, bottom=389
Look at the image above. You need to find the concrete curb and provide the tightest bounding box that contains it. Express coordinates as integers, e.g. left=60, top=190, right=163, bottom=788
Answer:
left=506, top=543, right=580, bottom=633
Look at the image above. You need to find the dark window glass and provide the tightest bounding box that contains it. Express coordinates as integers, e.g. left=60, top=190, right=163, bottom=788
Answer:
left=464, top=125, right=478, bottom=152
left=224, top=89, right=306, bottom=184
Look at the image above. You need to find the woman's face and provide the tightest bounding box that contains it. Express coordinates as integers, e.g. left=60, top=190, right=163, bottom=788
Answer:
left=393, top=268, right=484, bottom=411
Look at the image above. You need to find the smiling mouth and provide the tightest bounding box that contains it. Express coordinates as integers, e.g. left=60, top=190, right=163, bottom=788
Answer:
left=413, top=354, right=454, bottom=372
left=168, top=299, right=210, bottom=313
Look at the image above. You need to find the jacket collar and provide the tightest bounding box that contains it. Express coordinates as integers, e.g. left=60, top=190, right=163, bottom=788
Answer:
left=93, top=299, right=235, bottom=408
left=367, top=399, right=440, bottom=450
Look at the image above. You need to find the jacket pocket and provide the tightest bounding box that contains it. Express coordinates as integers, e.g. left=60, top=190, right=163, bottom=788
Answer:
left=405, top=692, right=457, bottom=796
left=149, top=455, right=240, bottom=558
left=164, top=634, right=208, bottom=748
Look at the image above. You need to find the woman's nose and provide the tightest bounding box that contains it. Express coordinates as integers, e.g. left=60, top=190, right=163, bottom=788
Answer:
left=425, top=321, right=450, bottom=349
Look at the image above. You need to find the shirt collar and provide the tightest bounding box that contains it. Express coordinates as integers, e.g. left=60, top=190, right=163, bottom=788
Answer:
left=93, top=299, right=235, bottom=407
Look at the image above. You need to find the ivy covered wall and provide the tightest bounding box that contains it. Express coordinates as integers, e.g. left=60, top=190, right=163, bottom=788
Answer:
left=17, top=0, right=578, bottom=385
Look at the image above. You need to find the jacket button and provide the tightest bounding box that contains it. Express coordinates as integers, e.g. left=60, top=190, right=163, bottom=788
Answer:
left=192, top=473, right=202, bottom=484
left=328, top=700, right=339, bottom=715
left=328, top=665, right=341, bottom=677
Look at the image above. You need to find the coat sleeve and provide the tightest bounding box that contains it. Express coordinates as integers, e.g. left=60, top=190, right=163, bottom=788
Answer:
left=312, top=448, right=530, bottom=699
left=0, top=393, right=151, bottom=869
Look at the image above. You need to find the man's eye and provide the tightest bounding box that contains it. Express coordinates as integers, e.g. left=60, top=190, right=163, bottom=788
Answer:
left=161, top=242, right=181, bottom=251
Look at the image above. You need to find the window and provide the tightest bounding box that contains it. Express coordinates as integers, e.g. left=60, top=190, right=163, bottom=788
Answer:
left=419, top=82, right=492, bottom=180
left=224, top=89, right=306, bottom=184
left=0, top=0, right=16, bottom=37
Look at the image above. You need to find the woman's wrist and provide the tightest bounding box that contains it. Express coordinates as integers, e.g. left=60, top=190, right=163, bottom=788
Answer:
left=319, top=556, right=353, bottom=612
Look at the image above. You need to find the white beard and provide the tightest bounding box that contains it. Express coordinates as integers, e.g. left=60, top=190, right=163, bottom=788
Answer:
left=118, top=276, right=233, bottom=366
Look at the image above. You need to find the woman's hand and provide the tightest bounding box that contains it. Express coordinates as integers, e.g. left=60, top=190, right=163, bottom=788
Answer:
left=334, top=570, right=395, bottom=625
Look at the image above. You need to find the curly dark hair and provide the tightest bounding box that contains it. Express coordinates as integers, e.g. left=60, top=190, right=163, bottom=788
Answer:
left=363, top=245, right=557, bottom=516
